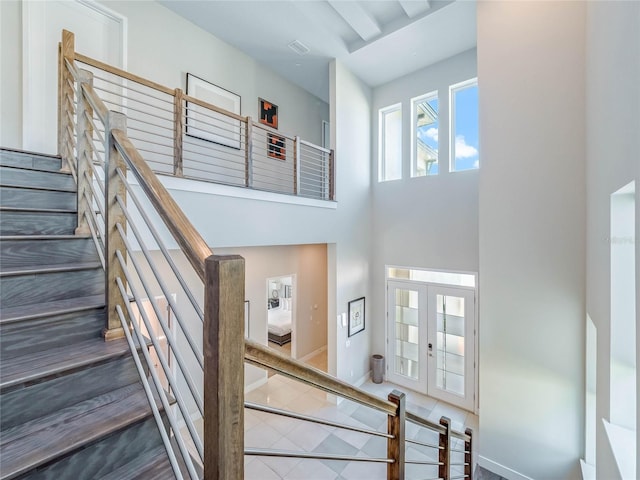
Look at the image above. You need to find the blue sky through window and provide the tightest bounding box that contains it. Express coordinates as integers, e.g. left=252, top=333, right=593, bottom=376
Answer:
left=416, top=97, right=439, bottom=175
left=453, top=83, right=479, bottom=171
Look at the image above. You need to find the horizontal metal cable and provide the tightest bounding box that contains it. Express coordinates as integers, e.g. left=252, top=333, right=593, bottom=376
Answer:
left=127, top=135, right=173, bottom=149
left=182, top=163, right=245, bottom=181
left=244, top=448, right=393, bottom=463
left=405, top=438, right=444, bottom=450
left=182, top=155, right=245, bottom=174
left=404, top=460, right=443, bottom=466
left=450, top=448, right=470, bottom=454
left=299, top=138, right=331, bottom=154
left=83, top=113, right=106, bottom=144
left=89, top=72, right=174, bottom=104
left=127, top=125, right=174, bottom=142
left=182, top=141, right=246, bottom=161
left=184, top=118, right=246, bottom=142
left=251, top=122, right=295, bottom=142
left=300, top=149, right=327, bottom=162
left=184, top=104, right=246, bottom=129
left=115, top=168, right=204, bottom=322
left=450, top=463, right=470, bottom=466
left=126, top=115, right=174, bottom=132
left=100, top=98, right=173, bottom=127
left=300, top=167, right=327, bottom=181
left=82, top=173, right=106, bottom=219
left=450, top=476, right=469, bottom=480
left=113, top=303, right=187, bottom=480
left=245, top=402, right=393, bottom=439
left=92, top=84, right=174, bottom=115
left=252, top=175, right=294, bottom=191
left=133, top=146, right=174, bottom=159
left=252, top=162, right=294, bottom=176
left=115, top=248, right=204, bottom=418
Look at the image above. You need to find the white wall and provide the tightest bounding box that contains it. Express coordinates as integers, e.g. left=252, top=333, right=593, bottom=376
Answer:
left=215, top=244, right=328, bottom=362
left=0, top=0, right=328, bottom=150
left=370, top=48, right=478, bottom=359
left=477, top=2, right=586, bottom=478
left=585, top=1, right=640, bottom=477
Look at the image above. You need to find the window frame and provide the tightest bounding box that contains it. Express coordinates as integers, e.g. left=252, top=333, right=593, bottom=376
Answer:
left=378, top=103, right=403, bottom=182
left=411, top=91, right=439, bottom=178
left=449, top=77, right=479, bottom=173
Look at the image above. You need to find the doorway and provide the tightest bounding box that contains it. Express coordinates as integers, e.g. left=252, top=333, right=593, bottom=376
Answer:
left=266, top=274, right=296, bottom=358
left=386, top=268, right=477, bottom=411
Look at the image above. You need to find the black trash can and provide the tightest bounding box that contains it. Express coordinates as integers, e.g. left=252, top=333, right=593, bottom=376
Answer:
left=371, top=354, right=384, bottom=384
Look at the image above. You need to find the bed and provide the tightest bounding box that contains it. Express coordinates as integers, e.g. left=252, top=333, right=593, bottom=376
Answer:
left=267, top=299, right=292, bottom=346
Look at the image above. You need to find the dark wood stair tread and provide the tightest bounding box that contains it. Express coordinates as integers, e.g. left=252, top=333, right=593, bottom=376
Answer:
left=98, top=445, right=176, bottom=480
left=0, top=147, right=62, bottom=160
left=0, top=383, right=156, bottom=480
left=0, top=261, right=102, bottom=277
left=0, top=206, right=77, bottom=215
left=0, top=294, right=105, bottom=323
left=0, top=337, right=131, bottom=390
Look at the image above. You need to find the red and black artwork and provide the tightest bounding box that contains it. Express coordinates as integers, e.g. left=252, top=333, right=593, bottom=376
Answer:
left=267, top=133, right=286, bottom=160
left=259, top=98, right=278, bottom=129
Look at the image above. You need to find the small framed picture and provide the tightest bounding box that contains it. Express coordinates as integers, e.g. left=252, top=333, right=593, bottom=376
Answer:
left=267, top=133, right=286, bottom=160
left=348, top=297, right=365, bottom=337
left=259, top=98, right=278, bottom=129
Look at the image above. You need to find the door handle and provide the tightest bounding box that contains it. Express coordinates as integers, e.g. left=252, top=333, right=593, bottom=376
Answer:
left=428, top=343, right=433, bottom=357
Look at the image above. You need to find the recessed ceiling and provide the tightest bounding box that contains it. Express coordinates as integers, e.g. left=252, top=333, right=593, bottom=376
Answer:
left=159, top=0, right=477, bottom=103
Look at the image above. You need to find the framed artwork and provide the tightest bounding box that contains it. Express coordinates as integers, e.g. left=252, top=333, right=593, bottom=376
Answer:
left=348, top=297, right=365, bottom=337
left=259, top=98, right=278, bottom=129
left=186, top=73, right=241, bottom=149
left=267, top=133, right=286, bottom=160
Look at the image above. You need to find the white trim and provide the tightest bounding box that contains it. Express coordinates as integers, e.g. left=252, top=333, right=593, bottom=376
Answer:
left=449, top=77, right=478, bottom=173
left=155, top=174, right=337, bottom=209
left=410, top=90, right=438, bottom=178
left=355, top=370, right=371, bottom=388
left=478, top=456, right=534, bottom=480
left=298, top=345, right=327, bottom=363
left=378, top=102, right=403, bottom=182
left=580, top=460, right=596, bottom=480
left=245, top=375, right=269, bottom=393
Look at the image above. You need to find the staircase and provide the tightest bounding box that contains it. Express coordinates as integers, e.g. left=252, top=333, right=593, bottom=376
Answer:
left=0, top=148, right=177, bottom=479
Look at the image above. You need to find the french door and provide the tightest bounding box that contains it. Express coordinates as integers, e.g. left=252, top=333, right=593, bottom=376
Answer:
left=387, top=281, right=475, bottom=411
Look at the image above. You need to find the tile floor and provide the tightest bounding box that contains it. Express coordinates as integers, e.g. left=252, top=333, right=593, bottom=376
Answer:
left=244, top=350, right=479, bottom=480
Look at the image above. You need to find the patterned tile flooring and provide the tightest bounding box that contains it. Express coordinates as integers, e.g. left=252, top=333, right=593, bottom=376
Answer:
left=244, top=369, right=479, bottom=479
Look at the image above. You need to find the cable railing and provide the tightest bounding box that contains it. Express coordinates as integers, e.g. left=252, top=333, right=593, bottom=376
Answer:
left=58, top=29, right=473, bottom=480
left=69, top=49, right=334, bottom=201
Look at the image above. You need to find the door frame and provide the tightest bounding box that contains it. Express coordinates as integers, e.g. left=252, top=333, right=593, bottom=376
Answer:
left=384, top=267, right=479, bottom=414
left=22, top=0, right=127, bottom=152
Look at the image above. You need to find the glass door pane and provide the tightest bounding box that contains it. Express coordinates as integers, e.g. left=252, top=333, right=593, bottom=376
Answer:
left=428, top=286, right=475, bottom=411
left=387, top=281, right=428, bottom=393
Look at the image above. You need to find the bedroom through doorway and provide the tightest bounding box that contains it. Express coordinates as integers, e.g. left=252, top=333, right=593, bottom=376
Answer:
left=266, top=274, right=295, bottom=358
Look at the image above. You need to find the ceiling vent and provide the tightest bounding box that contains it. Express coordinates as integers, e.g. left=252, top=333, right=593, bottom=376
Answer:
left=288, top=39, right=310, bottom=56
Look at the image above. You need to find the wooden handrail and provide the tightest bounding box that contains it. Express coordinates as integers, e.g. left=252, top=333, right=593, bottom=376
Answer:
left=111, top=129, right=213, bottom=281
left=75, top=52, right=175, bottom=96
left=183, top=93, right=247, bottom=123
left=244, top=339, right=398, bottom=416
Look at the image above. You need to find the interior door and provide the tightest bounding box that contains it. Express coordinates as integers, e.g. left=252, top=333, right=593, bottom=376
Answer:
left=387, top=281, right=428, bottom=394
left=427, top=286, right=475, bottom=411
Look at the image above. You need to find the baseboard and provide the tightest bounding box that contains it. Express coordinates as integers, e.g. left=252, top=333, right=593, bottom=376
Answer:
left=355, top=370, right=370, bottom=387
left=298, top=345, right=327, bottom=363
left=478, top=456, right=534, bottom=480
left=245, top=376, right=268, bottom=393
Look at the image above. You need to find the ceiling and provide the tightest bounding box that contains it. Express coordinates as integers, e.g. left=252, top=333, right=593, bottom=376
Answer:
left=159, top=0, right=477, bottom=103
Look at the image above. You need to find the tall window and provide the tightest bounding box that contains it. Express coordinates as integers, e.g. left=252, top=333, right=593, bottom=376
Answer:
left=412, top=92, right=439, bottom=177
left=450, top=79, right=479, bottom=172
left=379, top=104, right=402, bottom=182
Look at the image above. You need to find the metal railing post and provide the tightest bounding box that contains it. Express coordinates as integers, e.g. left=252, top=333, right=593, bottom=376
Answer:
left=439, top=417, right=451, bottom=480
left=294, top=136, right=300, bottom=195
left=204, top=254, right=245, bottom=480
left=329, top=149, right=335, bottom=201
left=387, top=390, right=405, bottom=480
left=103, top=111, right=128, bottom=341
left=245, top=117, right=253, bottom=188
left=174, top=88, right=184, bottom=177
left=58, top=30, right=75, bottom=173
left=75, top=69, right=94, bottom=235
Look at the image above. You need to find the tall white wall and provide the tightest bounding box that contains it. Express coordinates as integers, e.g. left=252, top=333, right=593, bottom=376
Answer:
left=370, top=48, right=478, bottom=359
left=585, top=1, right=640, bottom=477
left=0, top=0, right=328, bottom=150
left=477, top=2, right=586, bottom=478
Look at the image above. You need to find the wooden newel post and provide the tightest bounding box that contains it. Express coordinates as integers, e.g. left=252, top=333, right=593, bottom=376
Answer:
left=464, top=428, right=473, bottom=480
left=387, top=390, right=405, bottom=480
left=204, top=254, right=245, bottom=480
left=58, top=30, right=75, bottom=173
left=245, top=118, right=253, bottom=187
left=103, top=111, right=128, bottom=341
left=438, top=416, right=451, bottom=480
left=173, top=88, right=184, bottom=177
left=75, top=69, right=94, bottom=235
